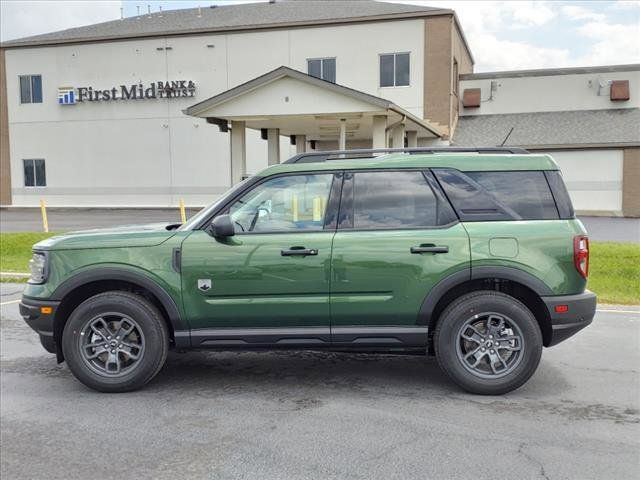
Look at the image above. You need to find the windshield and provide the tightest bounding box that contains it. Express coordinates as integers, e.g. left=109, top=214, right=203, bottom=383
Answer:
left=178, top=178, right=254, bottom=231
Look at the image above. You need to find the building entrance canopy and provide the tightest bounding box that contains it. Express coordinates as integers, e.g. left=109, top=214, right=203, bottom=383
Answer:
left=184, top=66, right=444, bottom=183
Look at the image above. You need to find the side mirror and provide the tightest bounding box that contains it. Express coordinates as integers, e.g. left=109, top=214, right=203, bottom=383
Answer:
left=209, top=214, right=235, bottom=238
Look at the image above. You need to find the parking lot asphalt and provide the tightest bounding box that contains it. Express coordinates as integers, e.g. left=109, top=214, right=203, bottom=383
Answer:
left=1, top=283, right=639, bottom=480
left=1, top=208, right=639, bottom=243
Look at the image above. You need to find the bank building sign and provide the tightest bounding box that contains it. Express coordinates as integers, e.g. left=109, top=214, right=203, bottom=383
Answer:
left=58, top=80, right=196, bottom=105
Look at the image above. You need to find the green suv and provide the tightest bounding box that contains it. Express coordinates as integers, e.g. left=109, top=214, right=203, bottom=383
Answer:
left=20, top=147, right=596, bottom=394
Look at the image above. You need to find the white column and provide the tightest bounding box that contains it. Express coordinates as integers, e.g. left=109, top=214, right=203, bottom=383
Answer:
left=296, top=134, right=307, bottom=154
left=267, top=128, right=280, bottom=166
left=230, top=120, right=246, bottom=185
left=339, top=119, right=347, bottom=150
left=406, top=130, right=418, bottom=148
left=391, top=123, right=405, bottom=149
left=372, top=115, right=387, bottom=149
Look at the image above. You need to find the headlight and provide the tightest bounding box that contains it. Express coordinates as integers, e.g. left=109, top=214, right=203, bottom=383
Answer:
left=29, top=251, right=48, bottom=284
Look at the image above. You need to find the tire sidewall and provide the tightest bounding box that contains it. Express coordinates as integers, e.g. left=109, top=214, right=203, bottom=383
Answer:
left=435, top=292, right=542, bottom=395
left=62, top=292, right=167, bottom=392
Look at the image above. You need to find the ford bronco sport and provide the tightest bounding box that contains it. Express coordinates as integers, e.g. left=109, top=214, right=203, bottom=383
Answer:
left=20, top=147, right=596, bottom=394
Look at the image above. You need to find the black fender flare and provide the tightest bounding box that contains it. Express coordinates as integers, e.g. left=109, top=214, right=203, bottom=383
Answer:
left=417, top=266, right=553, bottom=326
left=51, top=267, right=189, bottom=336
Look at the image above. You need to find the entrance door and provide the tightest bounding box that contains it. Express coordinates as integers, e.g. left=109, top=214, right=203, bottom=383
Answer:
left=180, top=172, right=339, bottom=347
left=330, top=170, right=470, bottom=347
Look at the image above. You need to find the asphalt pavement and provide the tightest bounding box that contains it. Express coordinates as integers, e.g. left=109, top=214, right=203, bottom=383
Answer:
left=1, top=283, right=638, bottom=479
left=1, top=208, right=639, bottom=243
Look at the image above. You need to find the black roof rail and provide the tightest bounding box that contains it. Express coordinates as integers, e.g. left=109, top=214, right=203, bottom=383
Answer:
left=284, top=146, right=530, bottom=164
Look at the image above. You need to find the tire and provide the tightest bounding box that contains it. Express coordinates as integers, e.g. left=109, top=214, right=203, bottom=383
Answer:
left=62, top=291, right=169, bottom=393
left=434, top=290, right=542, bottom=395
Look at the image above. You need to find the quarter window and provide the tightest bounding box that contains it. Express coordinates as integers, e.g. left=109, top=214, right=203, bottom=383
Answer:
left=307, top=58, right=336, bottom=83
left=350, top=171, right=455, bottom=229
left=434, top=169, right=559, bottom=221
left=229, top=174, right=334, bottom=232
left=23, top=159, right=46, bottom=187
left=380, top=53, right=410, bottom=87
left=19, top=75, right=43, bottom=104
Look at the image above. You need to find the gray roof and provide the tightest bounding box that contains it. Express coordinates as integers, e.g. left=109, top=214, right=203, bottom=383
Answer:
left=452, top=109, right=640, bottom=149
left=461, top=64, right=640, bottom=80
left=2, top=1, right=450, bottom=48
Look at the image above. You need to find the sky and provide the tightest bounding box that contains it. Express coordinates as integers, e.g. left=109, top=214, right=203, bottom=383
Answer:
left=0, top=0, right=638, bottom=72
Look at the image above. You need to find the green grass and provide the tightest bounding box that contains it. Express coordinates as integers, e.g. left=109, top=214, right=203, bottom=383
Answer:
left=1, top=233, right=638, bottom=304
left=587, top=242, right=640, bottom=305
left=1, top=232, right=58, bottom=276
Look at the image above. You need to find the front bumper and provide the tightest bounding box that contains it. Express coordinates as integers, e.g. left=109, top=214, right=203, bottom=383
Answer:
left=541, top=290, right=597, bottom=346
left=19, top=296, right=60, bottom=352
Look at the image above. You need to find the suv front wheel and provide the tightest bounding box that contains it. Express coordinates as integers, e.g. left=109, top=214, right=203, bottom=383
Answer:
left=62, top=291, right=169, bottom=392
left=434, top=290, right=543, bottom=395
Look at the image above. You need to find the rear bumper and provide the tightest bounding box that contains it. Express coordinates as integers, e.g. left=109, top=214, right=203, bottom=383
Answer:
left=541, top=290, right=597, bottom=347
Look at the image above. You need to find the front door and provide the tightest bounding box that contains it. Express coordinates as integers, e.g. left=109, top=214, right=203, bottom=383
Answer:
left=180, top=172, right=338, bottom=347
left=330, top=170, right=470, bottom=347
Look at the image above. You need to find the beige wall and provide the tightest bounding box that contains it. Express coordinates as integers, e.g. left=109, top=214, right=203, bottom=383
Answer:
left=0, top=48, right=10, bottom=205
left=423, top=15, right=473, bottom=138
left=450, top=21, right=473, bottom=136
left=424, top=16, right=452, bottom=135
left=623, top=148, right=640, bottom=217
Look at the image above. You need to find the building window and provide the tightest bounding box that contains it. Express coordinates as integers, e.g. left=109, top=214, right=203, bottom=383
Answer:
left=379, top=53, right=410, bottom=87
left=19, top=75, right=43, bottom=104
left=453, top=59, right=459, bottom=96
left=307, top=58, right=336, bottom=83
left=23, top=159, right=46, bottom=187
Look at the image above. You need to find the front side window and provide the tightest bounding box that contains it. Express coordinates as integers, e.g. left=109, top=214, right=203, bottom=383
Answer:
left=23, top=159, right=46, bottom=187
left=19, top=75, right=43, bottom=104
left=229, top=174, right=334, bottom=232
left=380, top=53, right=410, bottom=87
left=349, top=171, right=455, bottom=229
left=307, top=58, right=336, bottom=83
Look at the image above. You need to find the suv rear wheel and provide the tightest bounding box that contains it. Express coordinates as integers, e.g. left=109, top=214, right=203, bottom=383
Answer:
left=62, top=291, right=168, bottom=392
left=434, top=290, right=542, bottom=395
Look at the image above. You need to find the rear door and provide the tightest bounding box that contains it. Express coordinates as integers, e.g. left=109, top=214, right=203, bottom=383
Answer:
left=329, top=169, right=470, bottom=347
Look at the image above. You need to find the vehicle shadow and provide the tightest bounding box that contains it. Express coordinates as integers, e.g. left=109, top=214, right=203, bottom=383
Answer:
left=151, top=349, right=453, bottom=395
left=146, top=349, right=571, bottom=399
left=1, top=347, right=571, bottom=399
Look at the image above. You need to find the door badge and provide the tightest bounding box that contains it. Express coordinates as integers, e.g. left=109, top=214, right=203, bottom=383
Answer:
left=197, top=279, right=212, bottom=291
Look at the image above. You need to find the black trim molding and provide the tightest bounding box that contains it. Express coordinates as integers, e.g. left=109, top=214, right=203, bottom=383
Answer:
left=50, top=268, right=189, bottom=336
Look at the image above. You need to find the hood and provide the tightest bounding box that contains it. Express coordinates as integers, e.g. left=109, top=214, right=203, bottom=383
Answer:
left=33, top=222, right=181, bottom=251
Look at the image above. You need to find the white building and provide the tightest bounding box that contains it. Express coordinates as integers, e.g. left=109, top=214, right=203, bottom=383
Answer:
left=0, top=1, right=638, bottom=216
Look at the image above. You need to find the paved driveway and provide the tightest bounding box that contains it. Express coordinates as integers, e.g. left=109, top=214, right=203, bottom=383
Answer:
left=1, top=284, right=639, bottom=480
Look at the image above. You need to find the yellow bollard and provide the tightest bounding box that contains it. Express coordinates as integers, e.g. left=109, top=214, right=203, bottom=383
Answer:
left=312, top=197, right=322, bottom=221
left=179, top=198, right=187, bottom=224
left=40, top=199, right=49, bottom=233
left=292, top=194, right=299, bottom=222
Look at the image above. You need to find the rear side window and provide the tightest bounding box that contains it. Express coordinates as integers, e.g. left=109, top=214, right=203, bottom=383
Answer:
left=344, top=170, right=456, bottom=229
left=434, top=169, right=559, bottom=221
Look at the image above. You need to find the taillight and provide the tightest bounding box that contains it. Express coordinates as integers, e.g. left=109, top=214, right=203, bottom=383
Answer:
left=574, top=235, right=589, bottom=279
